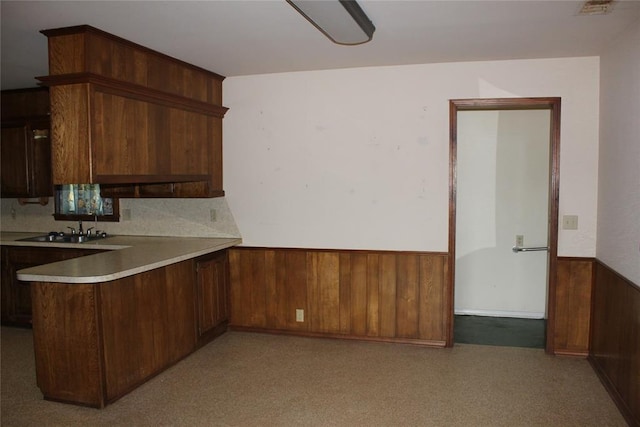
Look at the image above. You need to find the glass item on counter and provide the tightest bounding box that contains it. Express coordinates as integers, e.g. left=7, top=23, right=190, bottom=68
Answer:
left=56, top=184, right=110, bottom=216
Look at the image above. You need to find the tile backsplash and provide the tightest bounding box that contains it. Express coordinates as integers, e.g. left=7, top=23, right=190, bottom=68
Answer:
left=0, top=197, right=241, bottom=239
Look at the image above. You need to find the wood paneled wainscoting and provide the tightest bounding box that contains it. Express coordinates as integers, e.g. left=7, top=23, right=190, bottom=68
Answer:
left=229, top=248, right=449, bottom=346
left=554, top=257, right=595, bottom=357
left=589, top=261, right=640, bottom=427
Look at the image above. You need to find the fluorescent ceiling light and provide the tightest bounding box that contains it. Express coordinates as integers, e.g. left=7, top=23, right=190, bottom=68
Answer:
left=287, top=0, right=375, bottom=45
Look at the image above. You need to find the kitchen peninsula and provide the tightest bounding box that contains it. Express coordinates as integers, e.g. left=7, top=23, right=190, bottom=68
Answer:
left=1, top=232, right=241, bottom=408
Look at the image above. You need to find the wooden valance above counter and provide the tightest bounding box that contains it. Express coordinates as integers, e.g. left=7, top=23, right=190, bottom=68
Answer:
left=37, top=25, right=228, bottom=197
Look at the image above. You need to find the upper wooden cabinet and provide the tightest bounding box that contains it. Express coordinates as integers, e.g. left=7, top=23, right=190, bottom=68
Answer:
left=38, top=25, right=228, bottom=197
left=0, top=87, right=53, bottom=199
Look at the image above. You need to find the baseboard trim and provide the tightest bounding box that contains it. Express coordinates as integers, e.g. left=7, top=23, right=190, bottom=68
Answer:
left=229, top=325, right=448, bottom=348
left=553, top=349, right=588, bottom=358
left=454, top=309, right=545, bottom=319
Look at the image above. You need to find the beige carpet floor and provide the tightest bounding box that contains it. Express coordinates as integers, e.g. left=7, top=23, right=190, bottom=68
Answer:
left=0, top=327, right=626, bottom=427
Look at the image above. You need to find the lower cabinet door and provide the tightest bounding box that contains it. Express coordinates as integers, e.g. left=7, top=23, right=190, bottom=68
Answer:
left=196, top=250, right=229, bottom=343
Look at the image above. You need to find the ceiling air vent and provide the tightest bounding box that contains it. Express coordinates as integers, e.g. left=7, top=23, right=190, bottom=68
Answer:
left=579, top=0, right=616, bottom=15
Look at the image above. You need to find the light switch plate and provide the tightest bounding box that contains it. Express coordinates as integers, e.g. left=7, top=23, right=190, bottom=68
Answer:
left=562, top=215, right=578, bottom=230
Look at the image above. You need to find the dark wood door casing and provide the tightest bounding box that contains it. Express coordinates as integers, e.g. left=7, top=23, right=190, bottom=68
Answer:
left=448, top=97, right=561, bottom=352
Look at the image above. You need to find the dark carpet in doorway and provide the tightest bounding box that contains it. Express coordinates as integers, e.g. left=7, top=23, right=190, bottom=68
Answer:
left=454, top=315, right=546, bottom=349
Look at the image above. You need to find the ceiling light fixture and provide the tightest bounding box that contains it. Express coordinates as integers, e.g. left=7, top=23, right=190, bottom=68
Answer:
left=287, top=0, right=375, bottom=45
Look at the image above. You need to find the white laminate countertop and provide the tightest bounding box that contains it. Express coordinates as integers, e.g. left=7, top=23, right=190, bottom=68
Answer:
left=1, top=232, right=241, bottom=284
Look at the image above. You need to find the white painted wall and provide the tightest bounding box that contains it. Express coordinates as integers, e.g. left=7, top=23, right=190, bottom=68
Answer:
left=224, top=57, right=600, bottom=254
left=455, top=110, right=550, bottom=318
left=597, top=20, right=640, bottom=286
left=0, top=57, right=600, bottom=256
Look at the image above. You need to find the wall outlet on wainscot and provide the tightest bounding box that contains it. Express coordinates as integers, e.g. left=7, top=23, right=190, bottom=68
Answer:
left=295, top=309, right=304, bottom=322
left=210, top=209, right=217, bottom=222
left=122, top=209, right=132, bottom=221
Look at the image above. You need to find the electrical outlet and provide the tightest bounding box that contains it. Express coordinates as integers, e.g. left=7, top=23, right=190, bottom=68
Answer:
left=295, top=309, right=304, bottom=322
left=122, top=209, right=132, bottom=221
left=516, top=235, right=524, bottom=247
left=210, top=209, right=217, bottom=222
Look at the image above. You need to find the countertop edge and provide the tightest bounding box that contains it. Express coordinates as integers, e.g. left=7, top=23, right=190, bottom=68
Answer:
left=3, top=233, right=241, bottom=284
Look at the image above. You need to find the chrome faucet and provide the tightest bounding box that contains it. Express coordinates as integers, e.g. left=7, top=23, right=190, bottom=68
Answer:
left=78, top=220, right=84, bottom=236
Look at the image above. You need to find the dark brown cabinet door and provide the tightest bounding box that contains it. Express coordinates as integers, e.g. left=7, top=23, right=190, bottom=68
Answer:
left=1, top=125, right=30, bottom=196
left=1, top=86, right=53, bottom=198
left=196, top=250, right=229, bottom=344
left=30, top=122, right=53, bottom=196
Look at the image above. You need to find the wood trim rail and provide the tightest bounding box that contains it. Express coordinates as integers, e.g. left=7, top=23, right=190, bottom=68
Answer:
left=38, top=73, right=228, bottom=118
left=94, top=174, right=210, bottom=185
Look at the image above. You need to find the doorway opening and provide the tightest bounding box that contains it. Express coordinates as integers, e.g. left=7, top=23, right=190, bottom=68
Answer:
left=447, top=98, right=561, bottom=353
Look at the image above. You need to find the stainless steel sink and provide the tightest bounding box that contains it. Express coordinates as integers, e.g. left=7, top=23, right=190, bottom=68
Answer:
left=18, top=233, right=111, bottom=244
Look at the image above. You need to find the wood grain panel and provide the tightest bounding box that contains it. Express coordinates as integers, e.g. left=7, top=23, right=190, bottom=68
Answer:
left=30, top=257, right=210, bottom=408
left=31, top=282, right=104, bottom=407
left=0, top=126, right=29, bottom=195
left=349, top=253, right=368, bottom=336
left=229, top=248, right=449, bottom=346
left=309, top=252, right=340, bottom=333
left=44, top=25, right=224, bottom=102
left=338, top=253, right=352, bottom=334
left=99, top=261, right=197, bottom=402
left=265, top=250, right=279, bottom=329
left=229, top=249, right=268, bottom=327
left=554, top=258, right=593, bottom=356
left=195, top=251, right=229, bottom=346
left=2, top=247, right=104, bottom=327
left=418, top=255, right=447, bottom=341
left=590, top=261, right=640, bottom=426
left=50, top=84, right=91, bottom=184
left=47, top=33, right=86, bottom=75
left=379, top=254, right=397, bottom=338
left=275, top=250, right=307, bottom=331
left=396, top=255, right=419, bottom=339
left=92, top=91, right=210, bottom=178
left=366, top=254, right=380, bottom=337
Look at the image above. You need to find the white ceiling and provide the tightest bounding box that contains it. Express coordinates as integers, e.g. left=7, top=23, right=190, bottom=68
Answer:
left=1, top=0, right=639, bottom=90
